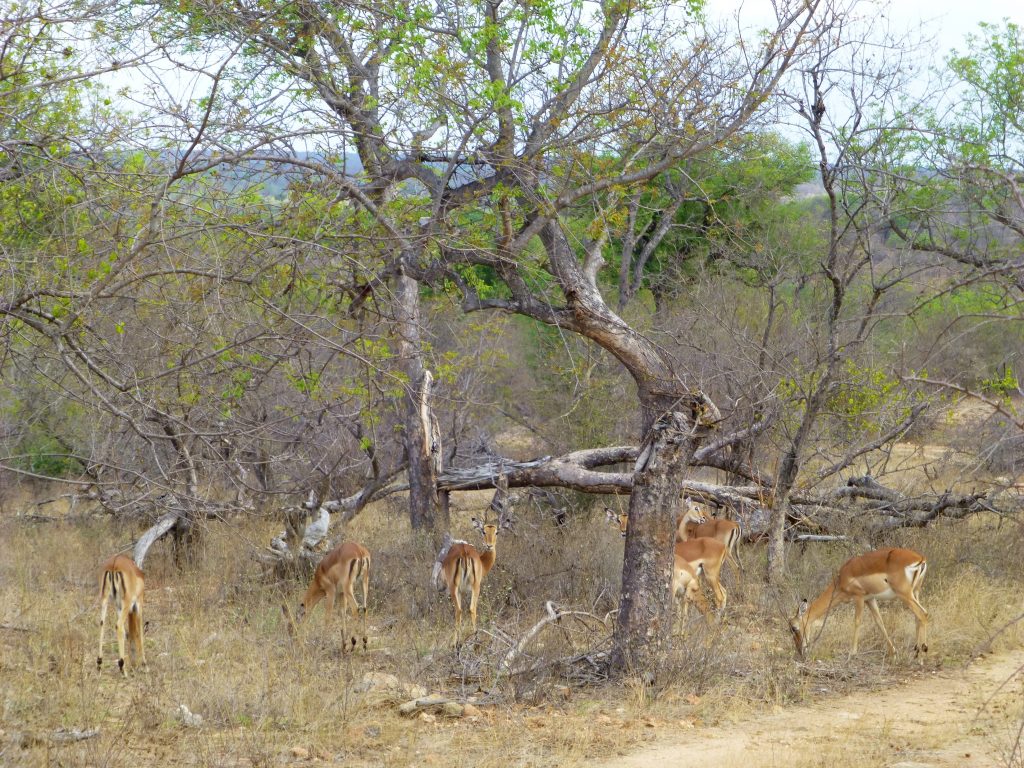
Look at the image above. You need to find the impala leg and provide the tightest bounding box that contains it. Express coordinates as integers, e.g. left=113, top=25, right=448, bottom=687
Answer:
left=323, top=585, right=335, bottom=621
left=97, top=579, right=110, bottom=671
left=689, top=581, right=710, bottom=617
left=866, top=599, right=897, bottom=655
left=851, top=597, right=864, bottom=655
left=450, top=584, right=463, bottom=645
left=359, top=564, right=369, bottom=651
left=727, top=552, right=742, bottom=587
left=727, top=532, right=743, bottom=587
left=469, top=584, right=479, bottom=635
left=705, top=562, right=727, bottom=616
left=115, top=599, right=130, bottom=676
left=322, top=586, right=342, bottom=649
left=899, top=594, right=930, bottom=657
left=130, top=604, right=146, bottom=668
left=343, top=577, right=359, bottom=652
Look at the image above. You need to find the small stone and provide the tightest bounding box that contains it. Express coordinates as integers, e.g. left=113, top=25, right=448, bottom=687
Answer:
left=418, top=712, right=436, bottom=724
left=176, top=704, right=203, bottom=728
left=290, top=746, right=309, bottom=759
left=441, top=702, right=464, bottom=718
left=355, top=672, right=401, bottom=692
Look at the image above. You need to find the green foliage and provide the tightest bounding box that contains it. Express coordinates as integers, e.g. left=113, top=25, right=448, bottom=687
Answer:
left=602, top=131, right=817, bottom=297
left=914, top=286, right=1018, bottom=321
left=979, top=368, right=1019, bottom=399
left=825, top=361, right=906, bottom=437
left=16, top=432, right=83, bottom=478
left=946, top=22, right=1024, bottom=162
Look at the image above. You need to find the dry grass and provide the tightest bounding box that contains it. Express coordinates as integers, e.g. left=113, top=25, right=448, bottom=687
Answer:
left=0, top=486, right=1022, bottom=767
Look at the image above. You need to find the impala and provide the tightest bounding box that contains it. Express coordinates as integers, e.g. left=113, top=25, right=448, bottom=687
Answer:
left=670, top=549, right=711, bottom=622
left=674, top=537, right=728, bottom=618
left=789, top=547, right=929, bottom=659
left=441, top=515, right=509, bottom=644
left=678, top=497, right=743, bottom=580
left=606, top=506, right=728, bottom=624
left=293, top=541, right=371, bottom=651
left=97, top=554, right=146, bottom=675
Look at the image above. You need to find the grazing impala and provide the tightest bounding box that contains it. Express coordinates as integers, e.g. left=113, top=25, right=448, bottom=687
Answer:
left=97, top=554, right=146, bottom=676
left=678, top=497, right=743, bottom=580
left=441, top=514, right=510, bottom=644
left=293, top=541, right=371, bottom=651
left=606, top=506, right=728, bottom=624
left=789, top=547, right=929, bottom=659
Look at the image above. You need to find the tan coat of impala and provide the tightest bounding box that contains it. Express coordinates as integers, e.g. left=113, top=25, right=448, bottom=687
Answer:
left=441, top=515, right=510, bottom=644
left=789, top=547, right=929, bottom=659
left=97, top=554, right=146, bottom=676
left=678, top=497, right=743, bottom=581
left=293, top=541, right=371, bottom=651
left=606, top=505, right=728, bottom=626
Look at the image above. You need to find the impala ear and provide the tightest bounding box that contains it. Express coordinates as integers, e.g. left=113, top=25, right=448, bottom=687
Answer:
left=797, top=599, right=809, bottom=617
left=605, top=507, right=618, bottom=523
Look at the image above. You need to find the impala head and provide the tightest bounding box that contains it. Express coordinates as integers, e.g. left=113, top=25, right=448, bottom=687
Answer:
left=605, top=508, right=628, bottom=537
left=788, top=599, right=810, bottom=658
left=681, top=497, right=707, bottom=525
left=471, top=513, right=511, bottom=550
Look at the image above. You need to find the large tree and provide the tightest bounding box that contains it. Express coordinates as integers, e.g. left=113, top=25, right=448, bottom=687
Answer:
left=125, top=0, right=828, bottom=669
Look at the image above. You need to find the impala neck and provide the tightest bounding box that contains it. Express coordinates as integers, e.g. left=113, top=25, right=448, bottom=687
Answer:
left=803, top=580, right=840, bottom=631
left=480, top=544, right=496, bottom=574
left=677, top=508, right=702, bottom=541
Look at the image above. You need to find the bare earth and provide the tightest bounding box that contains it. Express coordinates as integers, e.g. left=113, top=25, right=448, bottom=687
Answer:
left=598, top=649, right=1024, bottom=768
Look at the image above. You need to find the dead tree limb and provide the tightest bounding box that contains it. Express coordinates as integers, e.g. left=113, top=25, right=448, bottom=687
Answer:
left=498, top=601, right=609, bottom=676
left=133, top=511, right=179, bottom=567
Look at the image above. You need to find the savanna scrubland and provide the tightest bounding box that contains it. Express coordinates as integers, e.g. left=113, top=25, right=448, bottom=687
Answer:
left=2, top=0, right=1023, bottom=765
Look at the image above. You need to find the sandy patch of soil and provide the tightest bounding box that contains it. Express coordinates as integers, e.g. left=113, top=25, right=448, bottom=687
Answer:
left=598, top=649, right=1024, bottom=768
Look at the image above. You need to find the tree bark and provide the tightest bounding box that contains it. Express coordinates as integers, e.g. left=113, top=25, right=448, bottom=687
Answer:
left=610, top=410, right=704, bottom=677
left=395, top=268, right=438, bottom=530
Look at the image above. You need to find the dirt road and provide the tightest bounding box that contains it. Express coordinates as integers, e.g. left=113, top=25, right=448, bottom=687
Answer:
left=598, top=650, right=1024, bottom=768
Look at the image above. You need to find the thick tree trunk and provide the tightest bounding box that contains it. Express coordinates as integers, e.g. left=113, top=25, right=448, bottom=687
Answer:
left=395, top=269, right=438, bottom=530
left=610, top=410, right=701, bottom=677
left=535, top=223, right=720, bottom=675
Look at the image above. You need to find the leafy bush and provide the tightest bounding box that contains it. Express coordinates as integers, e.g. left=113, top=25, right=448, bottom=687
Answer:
left=16, top=432, right=83, bottom=478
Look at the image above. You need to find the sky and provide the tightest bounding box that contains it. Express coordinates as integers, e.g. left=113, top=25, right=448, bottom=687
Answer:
left=704, top=0, right=1023, bottom=57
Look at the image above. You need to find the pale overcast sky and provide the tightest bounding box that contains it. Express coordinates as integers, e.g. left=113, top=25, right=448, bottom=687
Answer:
left=704, top=0, right=1023, bottom=58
